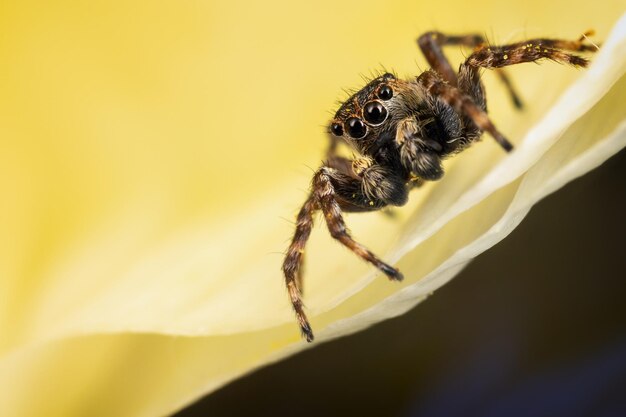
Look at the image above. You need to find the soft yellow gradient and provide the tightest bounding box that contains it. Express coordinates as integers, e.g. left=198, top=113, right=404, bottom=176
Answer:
left=0, top=1, right=624, bottom=416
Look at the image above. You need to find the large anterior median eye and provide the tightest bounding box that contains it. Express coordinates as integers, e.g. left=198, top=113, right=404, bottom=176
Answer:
left=346, top=117, right=367, bottom=138
left=363, top=101, right=388, bottom=125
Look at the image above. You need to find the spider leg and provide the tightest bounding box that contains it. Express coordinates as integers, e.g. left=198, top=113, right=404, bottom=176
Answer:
left=282, top=196, right=316, bottom=342
left=418, top=31, right=523, bottom=108
left=295, top=151, right=353, bottom=296
left=283, top=163, right=407, bottom=342
left=295, top=249, right=305, bottom=297
left=418, top=71, right=514, bottom=152
left=313, top=166, right=404, bottom=279
left=463, top=34, right=596, bottom=72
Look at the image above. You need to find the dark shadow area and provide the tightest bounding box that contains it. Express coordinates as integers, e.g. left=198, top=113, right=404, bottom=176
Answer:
left=175, top=149, right=626, bottom=417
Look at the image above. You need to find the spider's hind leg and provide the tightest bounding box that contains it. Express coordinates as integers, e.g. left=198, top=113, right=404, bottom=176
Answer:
left=463, top=32, right=598, bottom=72
left=418, top=31, right=523, bottom=108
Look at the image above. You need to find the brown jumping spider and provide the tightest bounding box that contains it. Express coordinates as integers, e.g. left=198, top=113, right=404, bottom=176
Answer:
left=283, top=30, right=597, bottom=342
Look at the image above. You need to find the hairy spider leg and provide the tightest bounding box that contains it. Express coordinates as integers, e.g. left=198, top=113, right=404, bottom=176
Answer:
left=283, top=166, right=405, bottom=342
left=418, top=31, right=524, bottom=108
left=282, top=196, right=316, bottom=341
left=418, top=32, right=596, bottom=152
left=463, top=37, right=592, bottom=72
left=314, top=167, right=403, bottom=280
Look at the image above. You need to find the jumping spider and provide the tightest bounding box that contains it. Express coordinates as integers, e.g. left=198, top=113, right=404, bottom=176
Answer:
left=283, top=30, right=597, bottom=342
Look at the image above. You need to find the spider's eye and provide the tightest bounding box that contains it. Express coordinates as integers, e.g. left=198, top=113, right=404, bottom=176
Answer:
left=346, top=117, right=367, bottom=139
left=330, top=122, right=343, bottom=136
left=363, top=101, right=388, bottom=125
left=377, top=85, right=393, bottom=100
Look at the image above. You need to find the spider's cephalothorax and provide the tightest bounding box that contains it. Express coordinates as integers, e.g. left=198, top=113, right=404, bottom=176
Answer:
left=331, top=71, right=485, bottom=183
left=283, top=30, right=598, bottom=342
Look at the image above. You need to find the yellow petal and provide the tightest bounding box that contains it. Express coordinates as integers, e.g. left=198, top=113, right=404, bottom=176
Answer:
left=0, top=1, right=624, bottom=416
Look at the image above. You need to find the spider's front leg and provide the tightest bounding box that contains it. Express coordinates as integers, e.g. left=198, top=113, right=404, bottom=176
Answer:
left=313, top=167, right=405, bottom=281
left=283, top=194, right=316, bottom=342
left=283, top=163, right=407, bottom=342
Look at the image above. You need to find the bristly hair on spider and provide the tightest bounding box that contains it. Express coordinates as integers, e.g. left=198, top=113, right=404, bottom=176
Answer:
left=282, top=29, right=599, bottom=343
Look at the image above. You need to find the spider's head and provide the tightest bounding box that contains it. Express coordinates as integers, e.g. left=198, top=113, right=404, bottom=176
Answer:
left=329, top=72, right=415, bottom=154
